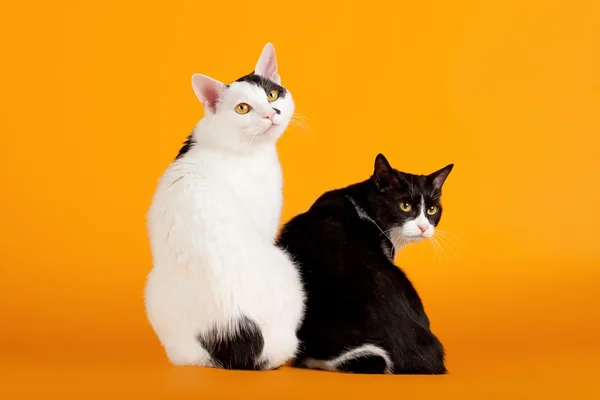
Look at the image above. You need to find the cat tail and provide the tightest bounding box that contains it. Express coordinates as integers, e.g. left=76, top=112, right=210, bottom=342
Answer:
left=196, top=316, right=266, bottom=370
left=299, top=344, right=393, bottom=374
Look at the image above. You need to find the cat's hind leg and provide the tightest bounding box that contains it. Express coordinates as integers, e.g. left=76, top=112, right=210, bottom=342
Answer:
left=394, top=324, right=447, bottom=374
left=300, top=344, right=393, bottom=374
left=163, top=335, right=215, bottom=367
left=258, top=327, right=300, bottom=370
left=336, top=354, right=388, bottom=374
left=251, top=246, right=305, bottom=370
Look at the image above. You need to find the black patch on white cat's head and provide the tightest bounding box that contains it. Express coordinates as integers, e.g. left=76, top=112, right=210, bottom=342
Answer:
left=367, top=154, right=453, bottom=231
left=235, top=72, right=287, bottom=99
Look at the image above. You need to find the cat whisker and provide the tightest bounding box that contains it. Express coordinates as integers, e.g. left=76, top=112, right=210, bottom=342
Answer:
left=371, top=222, right=390, bottom=240
left=378, top=228, right=394, bottom=238
left=433, top=233, right=459, bottom=263
left=247, top=134, right=257, bottom=147
left=429, top=236, right=447, bottom=261
left=245, top=132, right=260, bottom=148
left=391, top=232, right=406, bottom=251
left=433, top=232, right=462, bottom=254
left=427, top=238, right=438, bottom=264
left=289, top=114, right=313, bottom=134
left=244, top=127, right=259, bottom=139
left=434, top=235, right=461, bottom=251
left=430, top=239, right=442, bottom=265
left=244, top=124, right=268, bottom=148
left=288, top=121, right=307, bottom=132
left=291, top=113, right=310, bottom=123
left=293, top=113, right=309, bottom=120
left=288, top=122, right=312, bottom=135
left=434, top=229, right=464, bottom=245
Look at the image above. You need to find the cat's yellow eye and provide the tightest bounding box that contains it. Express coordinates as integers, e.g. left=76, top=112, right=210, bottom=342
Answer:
left=427, top=206, right=439, bottom=215
left=267, top=89, right=279, bottom=102
left=235, top=103, right=251, bottom=114
left=400, top=202, right=412, bottom=212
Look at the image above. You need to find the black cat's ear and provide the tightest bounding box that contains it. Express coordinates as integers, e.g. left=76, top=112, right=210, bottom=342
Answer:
left=372, top=154, right=400, bottom=192
left=428, top=164, right=454, bottom=190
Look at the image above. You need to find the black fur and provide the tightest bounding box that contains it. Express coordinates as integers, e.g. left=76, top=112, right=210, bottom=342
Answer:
left=277, top=154, right=453, bottom=375
left=338, top=355, right=388, bottom=374
left=175, top=132, right=195, bottom=160
left=235, top=72, right=287, bottom=99
left=197, top=316, right=266, bottom=370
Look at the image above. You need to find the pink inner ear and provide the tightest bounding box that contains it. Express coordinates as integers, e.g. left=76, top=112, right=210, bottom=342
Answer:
left=255, top=44, right=280, bottom=84
left=202, top=84, right=220, bottom=110
left=270, top=71, right=281, bottom=85
left=192, top=74, right=225, bottom=112
left=260, top=57, right=277, bottom=77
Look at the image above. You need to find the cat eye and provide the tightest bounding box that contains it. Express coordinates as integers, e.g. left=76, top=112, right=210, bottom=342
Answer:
left=400, top=202, right=412, bottom=212
left=235, top=103, right=251, bottom=114
left=267, top=89, right=279, bottom=102
left=427, top=206, right=439, bottom=216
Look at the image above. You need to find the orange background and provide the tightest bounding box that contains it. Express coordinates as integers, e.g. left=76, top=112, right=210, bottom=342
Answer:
left=1, top=0, right=599, bottom=398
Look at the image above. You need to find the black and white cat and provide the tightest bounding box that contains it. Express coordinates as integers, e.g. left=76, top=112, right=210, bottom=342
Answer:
left=144, top=44, right=304, bottom=370
left=276, top=154, right=453, bottom=374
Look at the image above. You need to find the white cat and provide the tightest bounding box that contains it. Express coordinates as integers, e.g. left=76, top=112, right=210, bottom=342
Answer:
left=144, top=43, right=305, bottom=370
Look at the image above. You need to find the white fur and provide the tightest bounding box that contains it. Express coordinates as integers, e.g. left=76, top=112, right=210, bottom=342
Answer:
left=144, top=43, right=305, bottom=369
left=390, top=195, right=435, bottom=250
left=347, top=194, right=435, bottom=256
left=301, top=344, right=393, bottom=374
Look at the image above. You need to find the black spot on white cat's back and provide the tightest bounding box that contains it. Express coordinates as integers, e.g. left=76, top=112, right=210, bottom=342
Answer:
left=175, top=132, right=195, bottom=160
left=196, top=316, right=266, bottom=370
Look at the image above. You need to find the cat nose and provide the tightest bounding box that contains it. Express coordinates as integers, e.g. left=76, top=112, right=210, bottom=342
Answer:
left=263, top=110, right=275, bottom=121
left=417, top=224, right=429, bottom=233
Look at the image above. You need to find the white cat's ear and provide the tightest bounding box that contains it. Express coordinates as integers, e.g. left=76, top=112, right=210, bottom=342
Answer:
left=428, top=164, right=454, bottom=190
left=254, top=43, right=281, bottom=84
left=191, top=74, right=227, bottom=113
left=372, top=153, right=400, bottom=192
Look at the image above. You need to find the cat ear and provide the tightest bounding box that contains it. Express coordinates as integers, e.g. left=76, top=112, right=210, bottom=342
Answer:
left=191, top=74, right=227, bottom=113
left=372, top=153, right=400, bottom=192
left=254, top=43, right=281, bottom=84
left=428, top=164, right=454, bottom=190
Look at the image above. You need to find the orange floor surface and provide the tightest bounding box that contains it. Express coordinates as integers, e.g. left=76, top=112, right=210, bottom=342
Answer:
left=2, top=346, right=599, bottom=398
